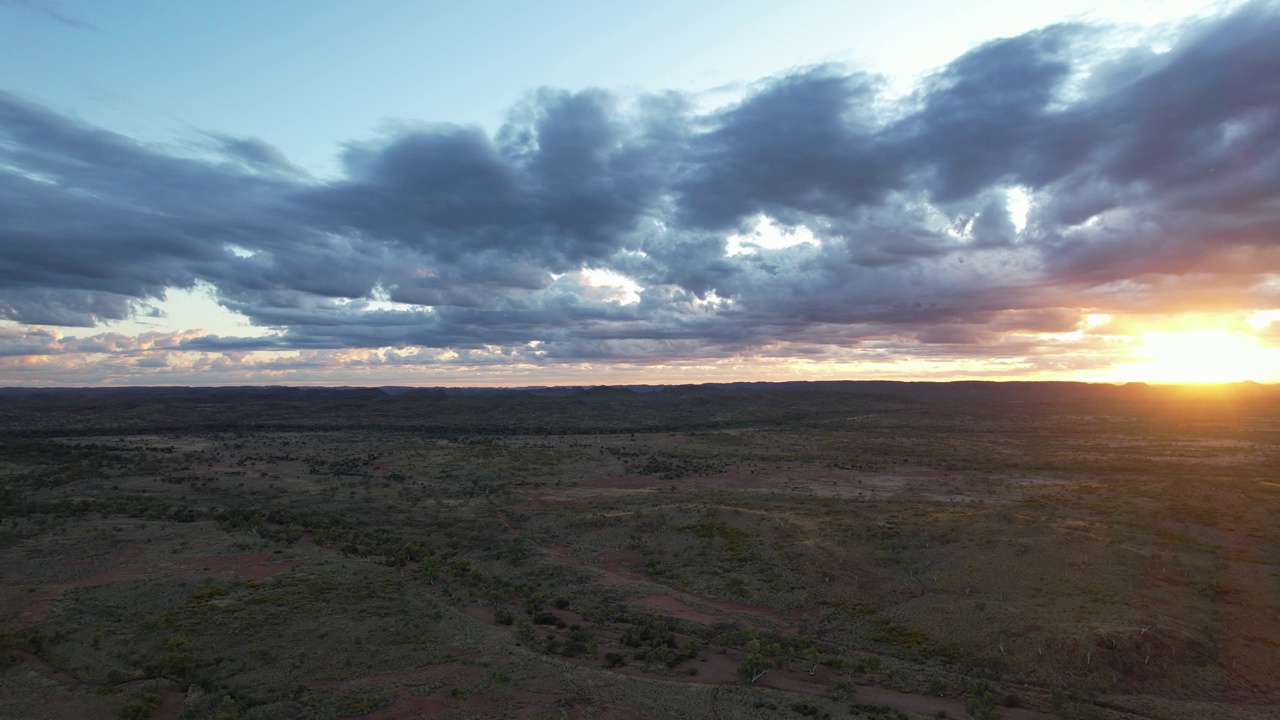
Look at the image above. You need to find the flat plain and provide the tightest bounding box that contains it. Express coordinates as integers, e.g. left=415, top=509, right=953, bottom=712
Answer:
left=1, top=381, right=1277, bottom=720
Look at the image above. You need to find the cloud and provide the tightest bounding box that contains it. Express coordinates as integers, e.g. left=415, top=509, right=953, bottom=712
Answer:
left=3, top=1, right=1280, bottom=382
left=210, top=134, right=305, bottom=177
left=896, top=25, right=1085, bottom=200
left=0, top=91, right=298, bottom=308
left=309, top=88, right=679, bottom=272
left=676, top=68, right=893, bottom=229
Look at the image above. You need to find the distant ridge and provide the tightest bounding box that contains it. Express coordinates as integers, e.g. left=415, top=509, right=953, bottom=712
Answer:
left=3, top=379, right=1275, bottom=440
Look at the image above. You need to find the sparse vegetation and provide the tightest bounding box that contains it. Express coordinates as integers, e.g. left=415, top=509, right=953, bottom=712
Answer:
left=2, top=382, right=1278, bottom=719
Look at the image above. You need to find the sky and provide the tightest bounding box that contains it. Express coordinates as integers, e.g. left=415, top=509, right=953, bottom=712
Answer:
left=2, top=0, right=1279, bottom=386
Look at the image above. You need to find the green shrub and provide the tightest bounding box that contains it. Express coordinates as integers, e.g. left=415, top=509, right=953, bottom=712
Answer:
left=118, top=692, right=163, bottom=720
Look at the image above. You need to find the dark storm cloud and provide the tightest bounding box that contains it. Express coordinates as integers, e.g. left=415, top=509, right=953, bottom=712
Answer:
left=3, top=1, right=1280, bottom=370
left=308, top=88, right=678, bottom=271
left=676, top=68, right=893, bottom=229
left=0, top=90, right=301, bottom=322
left=893, top=25, right=1083, bottom=200
left=0, top=288, right=137, bottom=327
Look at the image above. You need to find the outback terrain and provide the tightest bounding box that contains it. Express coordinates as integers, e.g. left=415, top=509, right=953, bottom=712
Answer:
left=1, top=381, right=1278, bottom=720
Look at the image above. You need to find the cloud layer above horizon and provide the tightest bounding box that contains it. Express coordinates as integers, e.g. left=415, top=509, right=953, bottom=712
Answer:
left=3, top=3, right=1280, bottom=384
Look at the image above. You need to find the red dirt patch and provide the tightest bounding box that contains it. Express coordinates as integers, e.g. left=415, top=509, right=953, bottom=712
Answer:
left=598, top=549, right=644, bottom=568
left=691, top=471, right=785, bottom=491
left=155, top=689, right=187, bottom=720
left=531, top=543, right=811, bottom=632
left=23, top=563, right=149, bottom=626
left=21, top=552, right=304, bottom=627
left=172, top=554, right=302, bottom=581
left=579, top=473, right=667, bottom=490
left=461, top=602, right=499, bottom=624
left=631, top=595, right=722, bottom=625
left=681, top=590, right=789, bottom=623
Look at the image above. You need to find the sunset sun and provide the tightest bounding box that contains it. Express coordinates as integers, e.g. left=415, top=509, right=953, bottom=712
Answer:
left=1117, top=331, right=1280, bottom=384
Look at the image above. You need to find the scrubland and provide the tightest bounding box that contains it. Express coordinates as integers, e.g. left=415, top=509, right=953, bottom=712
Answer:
left=1, top=382, right=1277, bottom=720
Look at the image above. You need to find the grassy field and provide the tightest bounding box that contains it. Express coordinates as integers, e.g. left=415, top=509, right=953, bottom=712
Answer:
left=1, top=382, right=1277, bottom=720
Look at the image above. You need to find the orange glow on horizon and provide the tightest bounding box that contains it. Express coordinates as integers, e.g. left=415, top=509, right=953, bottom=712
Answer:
left=1108, top=330, right=1280, bottom=384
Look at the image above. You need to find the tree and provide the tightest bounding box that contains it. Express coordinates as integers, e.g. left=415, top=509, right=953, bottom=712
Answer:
left=801, top=647, right=823, bottom=675
left=644, top=644, right=675, bottom=672
left=679, top=636, right=703, bottom=660
left=737, top=640, right=772, bottom=684
left=828, top=680, right=856, bottom=702
left=118, top=693, right=163, bottom=720
left=965, top=680, right=1000, bottom=720
left=516, top=619, right=534, bottom=644
left=862, top=654, right=882, bottom=674
left=825, top=656, right=855, bottom=680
